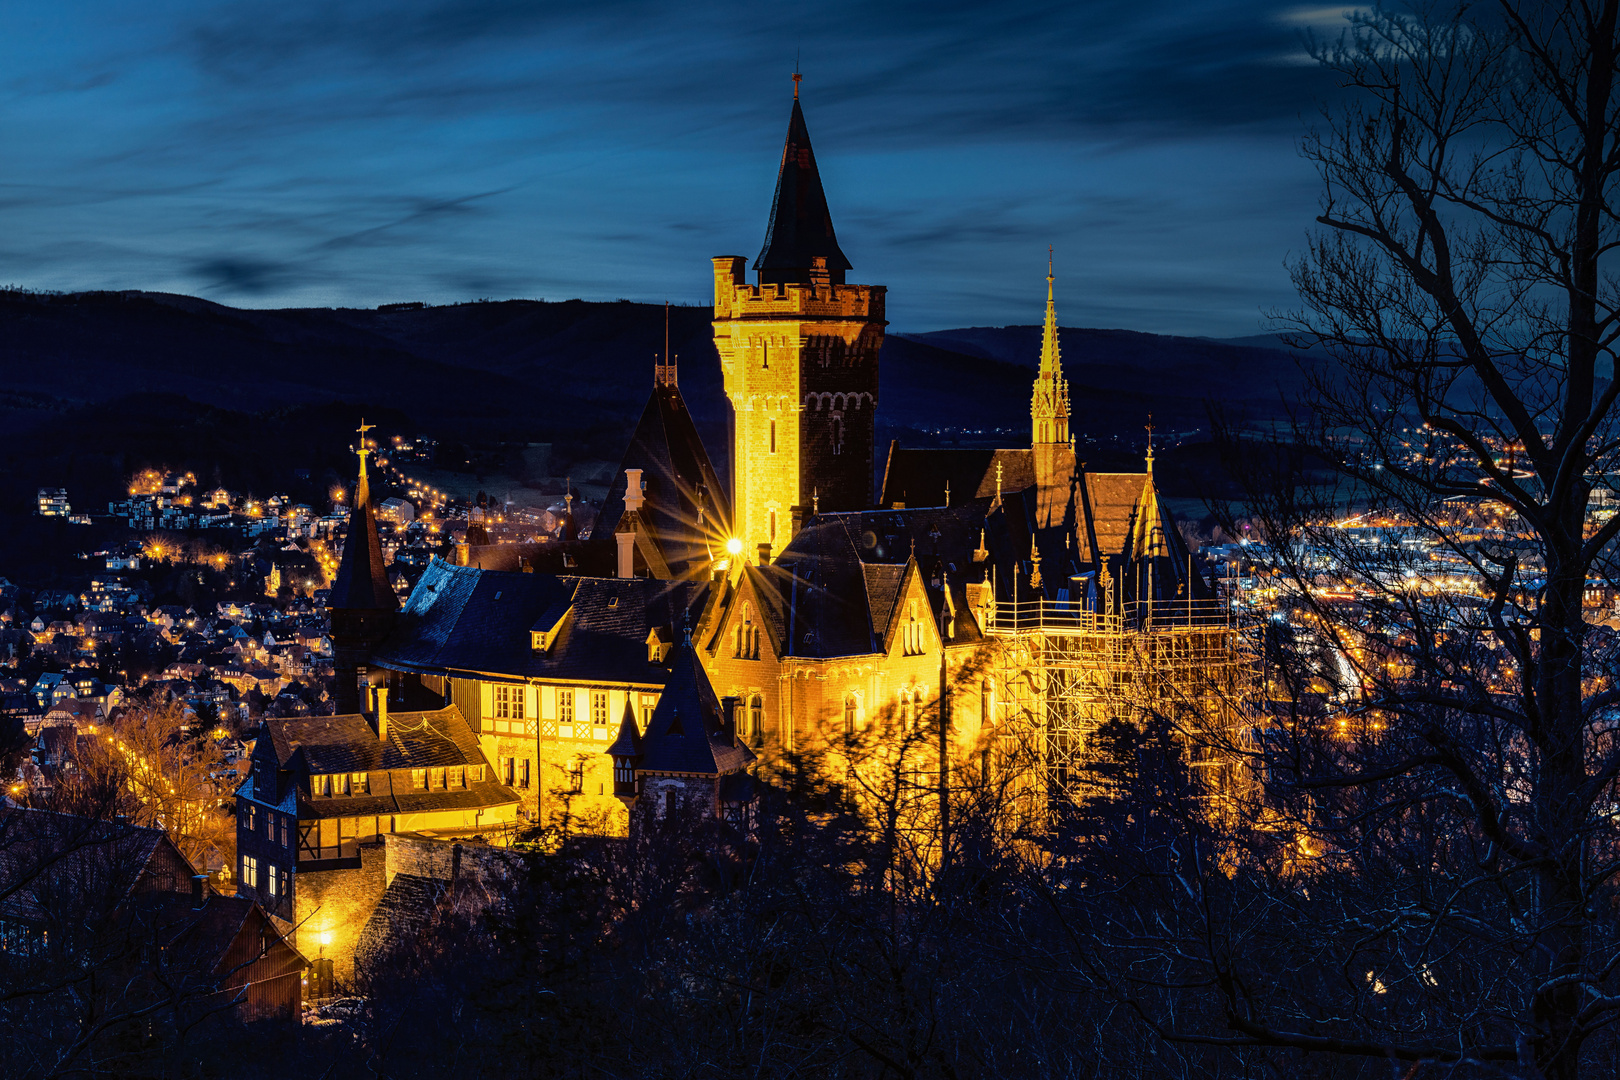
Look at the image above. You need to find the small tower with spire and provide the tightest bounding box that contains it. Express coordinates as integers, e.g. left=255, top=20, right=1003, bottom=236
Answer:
left=1031, top=248, right=1070, bottom=448
left=328, top=419, right=400, bottom=719
left=712, top=75, right=885, bottom=559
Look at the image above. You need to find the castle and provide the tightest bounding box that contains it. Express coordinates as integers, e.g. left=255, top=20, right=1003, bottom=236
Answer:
left=236, top=81, right=1245, bottom=979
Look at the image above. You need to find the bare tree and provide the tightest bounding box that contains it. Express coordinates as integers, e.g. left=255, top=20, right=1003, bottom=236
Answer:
left=1084, top=3, right=1620, bottom=1077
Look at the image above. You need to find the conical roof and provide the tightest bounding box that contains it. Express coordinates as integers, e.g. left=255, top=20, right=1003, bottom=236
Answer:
left=637, top=643, right=754, bottom=776
left=330, top=441, right=397, bottom=612
left=755, top=95, right=852, bottom=285
left=606, top=698, right=642, bottom=759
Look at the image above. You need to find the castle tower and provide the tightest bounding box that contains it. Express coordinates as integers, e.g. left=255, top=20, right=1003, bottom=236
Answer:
left=328, top=421, right=398, bottom=717
left=713, top=80, right=885, bottom=558
left=1031, top=254, right=1070, bottom=448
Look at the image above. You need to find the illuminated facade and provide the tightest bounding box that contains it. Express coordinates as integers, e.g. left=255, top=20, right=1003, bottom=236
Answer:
left=712, top=88, right=885, bottom=558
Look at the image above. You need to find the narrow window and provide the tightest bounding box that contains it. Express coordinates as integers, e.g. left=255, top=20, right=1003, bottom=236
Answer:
left=502, top=757, right=515, bottom=786
left=469, top=764, right=485, bottom=783
left=749, top=695, right=763, bottom=739
left=430, top=767, right=446, bottom=790
left=770, top=510, right=777, bottom=542
left=591, top=690, right=608, bottom=725
left=559, top=690, right=575, bottom=724
left=520, top=759, right=531, bottom=788
left=844, top=694, right=858, bottom=736
left=411, top=768, right=427, bottom=790
left=351, top=772, right=368, bottom=795
left=770, top=420, right=777, bottom=454
left=242, top=854, right=258, bottom=889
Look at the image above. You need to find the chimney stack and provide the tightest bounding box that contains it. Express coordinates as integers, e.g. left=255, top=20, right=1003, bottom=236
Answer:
left=616, top=530, right=636, bottom=579
left=372, top=683, right=389, bottom=742
left=757, top=542, right=772, bottom=566
left=191, top=873, right=207, bottom=909
left=623, top=468, right=644, bottom=513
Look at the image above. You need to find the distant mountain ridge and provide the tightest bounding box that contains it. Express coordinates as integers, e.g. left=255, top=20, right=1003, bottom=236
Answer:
left=0, top=289, right=1308, bottom=511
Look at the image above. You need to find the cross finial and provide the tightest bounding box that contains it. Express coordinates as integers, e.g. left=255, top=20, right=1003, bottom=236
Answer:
left=356, top=418, right=374, bottom=478
left=1145, top=414, right=1156, bottom=472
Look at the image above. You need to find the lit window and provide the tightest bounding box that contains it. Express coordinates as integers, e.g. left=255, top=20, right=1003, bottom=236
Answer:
left=411, top=769, right=426, bottom=790
left=494, top=685, right=525, bottom=720
left=558, top=690, right=575, bottom=724
left=591, top=690, right=608, bottom=725
left=241, top=854, right=258, bottom=889
left=350, top=772, right=368, bottom=795
left=844, top=694, right=858, bottom=736
left=429, top=767, right=446, bottom=790
left=469, top=764, right=485, bottom=783
left=749, top=695, right=763, bottom=739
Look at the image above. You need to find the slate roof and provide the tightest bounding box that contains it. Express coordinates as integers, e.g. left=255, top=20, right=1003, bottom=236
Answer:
left=879, top=445, right=1035, bottom=509
left=374, top=559, right=710, bottom=685
left=330, top=463, right=396, bottom=613
left=591, top=383, right=731, bottom=580
left=755, top=95, right=852, bottom=285
left=263, top=707, right=480, bottom=774
left=636, top=643, right=755, bottom=777
left=252, top=706, right=519, bottom=820
left=355, top=872, right=446, bottom=972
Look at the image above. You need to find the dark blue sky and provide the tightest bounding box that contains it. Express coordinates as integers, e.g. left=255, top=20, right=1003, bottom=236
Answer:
left=0, top=2, right=1353, bottom=335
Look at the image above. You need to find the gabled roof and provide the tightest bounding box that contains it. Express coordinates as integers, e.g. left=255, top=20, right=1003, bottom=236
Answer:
left=754, top=95, right=852, bottom=285
left=262, top=706, right=479, bottom=774
left=636, top=644, right=754, bottom=777
left=592, top=383, right=730, bottom=580
left=329, top=461, right=397, bottom=613
left=375, top=559, right=710, bottom=686
left=879, top=445, right=1034, bottom=509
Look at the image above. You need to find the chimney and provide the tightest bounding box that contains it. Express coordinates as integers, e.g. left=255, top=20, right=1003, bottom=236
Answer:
left=191, top=873, right=207, bottom=909
left=372, top=684, right=389, bottom=742
left=616, top=530, right=636, bottom=579
left=721, top=696, right=739, bottom=747
left=757, top=542, right=772, bottom=567
left=622, top=468, right=644, bottom=513
left=790, top=503, right=808, bottom=536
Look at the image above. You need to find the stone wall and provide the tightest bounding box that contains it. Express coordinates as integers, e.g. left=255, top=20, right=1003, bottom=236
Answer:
left=292, top=839, right=386, bottom=984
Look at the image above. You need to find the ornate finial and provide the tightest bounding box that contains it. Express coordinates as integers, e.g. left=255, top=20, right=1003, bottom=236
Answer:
left=356, top=419, right=375, bottom=478
left=996, top=460, right=1004, bottom=499
left=682, top=608, right=693, bottom=646
left=793, top=70, right=801, bottom=100
left=656, top=301, right=677, bottom=388
left=1145, top=415, right=1156, bottom=473
left=1047, top=245, right=1054, bottom=286
left=565, top=477, right=573, bottom=514
left=1030, top=547, right=1042, bottom=589
left=813, top=487, right=819, bottom=515
left=944, top=479, right=951, bottom=507
left=910, top=535, right=916, bottom=562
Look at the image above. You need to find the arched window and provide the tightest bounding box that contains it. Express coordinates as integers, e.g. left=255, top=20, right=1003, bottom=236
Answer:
left=749, top=694, right=763, bottom=740
left=769, top=510, right=777, bottom=542
left=903, top=600, right=924, bottom=656
left=981, top=680, right=994, bottom=726
left=844, top=693, right=858, bottom=736
left=736, top=604, right=758, bottom=659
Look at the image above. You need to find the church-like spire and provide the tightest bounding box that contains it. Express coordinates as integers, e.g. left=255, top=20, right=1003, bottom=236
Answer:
left=330, top=420, right=397, bottom=613
left=755, top=80, right=852, bottom=287
left=1031, top=250, right=1070, bottom=447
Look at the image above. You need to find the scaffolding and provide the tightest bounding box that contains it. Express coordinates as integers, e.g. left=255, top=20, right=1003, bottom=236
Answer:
left=982, top=589, right=1257, bottom=810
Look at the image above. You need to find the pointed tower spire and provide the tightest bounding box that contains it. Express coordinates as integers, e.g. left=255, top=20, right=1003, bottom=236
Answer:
left=329, top=418, right=399, bottom=717
left=755, top=79, right=852, bottom=287
left=331, top=420, right=395, bottom=614
left=1032, top=249, right=1070, bottom=447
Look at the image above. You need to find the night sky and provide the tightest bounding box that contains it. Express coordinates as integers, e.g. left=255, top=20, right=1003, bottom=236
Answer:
left=0, top=2, right=1350, bottom=335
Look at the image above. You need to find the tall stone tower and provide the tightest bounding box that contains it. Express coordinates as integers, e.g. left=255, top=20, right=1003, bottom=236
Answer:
left=713, top=81, right=885, bottom=558
left=328, top=421, right=397, bottom=716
